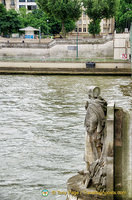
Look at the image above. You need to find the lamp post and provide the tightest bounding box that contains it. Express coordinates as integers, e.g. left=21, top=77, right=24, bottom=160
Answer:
left=39, top=27, right=41, bottom=43
left=76, top=26, right=79, bottom=59
left=47, top=20, right=49, bottom=37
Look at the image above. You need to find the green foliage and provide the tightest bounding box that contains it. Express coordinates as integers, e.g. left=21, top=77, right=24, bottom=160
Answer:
left=88, top=20, right=101, bottom=36
left=65, top=20, right=76, bottom=33
left=19, top=8, right=62, bottom=35
left=83, top=0, right=117, bottom=36
left=83, top=0, right=117, bottom=20
left=0, top=4, right=62, bottom=37
left=19, top=9, right=47, bottom=34
left=0, top=4, right=7, bottom=35
left=6, top=9, right=21, bottom=35
left=48, top=16, right=61, bottom=35
left=37, top=0, right=82, bottom=37
left=115, top=0, right=132, bottom=32
left=0, top=4, right=21, bottom=35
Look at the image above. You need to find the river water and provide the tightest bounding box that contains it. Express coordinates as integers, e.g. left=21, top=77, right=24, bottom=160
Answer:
left=0, top=75, right=131, bottom=200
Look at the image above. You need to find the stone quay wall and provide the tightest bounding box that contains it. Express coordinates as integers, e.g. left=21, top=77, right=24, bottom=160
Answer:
left=0, top=38, right=113, bottom=60
left=114, top=33, right=130, bottom=60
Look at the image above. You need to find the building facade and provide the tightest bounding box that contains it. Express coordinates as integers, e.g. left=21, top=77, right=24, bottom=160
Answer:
left=72, top=11, right=115, bottom=36
left=0, top=0, right=37, bottom=10
left=16, top=0, right=37, bottom=11
left=0, top=0, right=17, bottom=10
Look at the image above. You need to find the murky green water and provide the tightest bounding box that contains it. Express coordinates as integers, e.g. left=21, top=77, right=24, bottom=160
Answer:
left=0, top=75, right=131, bottom=200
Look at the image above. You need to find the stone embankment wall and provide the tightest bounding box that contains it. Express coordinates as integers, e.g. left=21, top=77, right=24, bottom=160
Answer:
left=0, top=38, right=113, bottom=60
left=50, top=40, right=113, bottom=59
left=114, top=33, right=130, bottom=60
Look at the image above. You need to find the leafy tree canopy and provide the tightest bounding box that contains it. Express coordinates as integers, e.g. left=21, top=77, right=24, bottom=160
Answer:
left=6, top=9, right=21, bottom=35
left=0, top=4, right=7, bottom=34
left=83, top=0, right=117, bottom=20
left=37, top=0, right=82, bottom=37
left=88, top=19, right=101, bottom=37
left=0, top=4, right=75, bottom=37
left=0, top=5, right=21, bottom=35
left=115, top=0, right=132, bottom=32
left=19, top=8, right=61, bottom=35
left=82, top=0, right=118, bottom=36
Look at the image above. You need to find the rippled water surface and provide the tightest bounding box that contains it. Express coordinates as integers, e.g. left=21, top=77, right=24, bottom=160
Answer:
left=0, top=75, right=131, bottom=200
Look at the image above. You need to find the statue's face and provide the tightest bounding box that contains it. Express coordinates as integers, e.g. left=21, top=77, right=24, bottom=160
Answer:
left=88, top=87, right=100, bottom=99
left=93, top=87, right=100, bottom=98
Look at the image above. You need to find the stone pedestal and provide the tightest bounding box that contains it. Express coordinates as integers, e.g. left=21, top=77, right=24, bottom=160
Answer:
left=67, top=174, right=113, bottom=200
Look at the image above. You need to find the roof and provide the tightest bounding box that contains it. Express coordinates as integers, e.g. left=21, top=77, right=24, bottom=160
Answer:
left=19, top=26, right=39, bottom=31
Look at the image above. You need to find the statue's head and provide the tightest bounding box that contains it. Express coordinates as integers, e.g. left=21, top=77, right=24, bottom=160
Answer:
left=88, top=86, right=100, bottom=99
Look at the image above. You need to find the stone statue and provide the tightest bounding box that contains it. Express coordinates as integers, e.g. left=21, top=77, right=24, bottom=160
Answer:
left=83, top=86, right=107, bottom=192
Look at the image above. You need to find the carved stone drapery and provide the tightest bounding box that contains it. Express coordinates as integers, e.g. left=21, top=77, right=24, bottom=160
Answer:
left=83, top=86, right=107, bottom=192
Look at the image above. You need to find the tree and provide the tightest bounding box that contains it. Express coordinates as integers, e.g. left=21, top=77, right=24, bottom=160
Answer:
left=82, top=0, right=118, bottom=36
left=37, top=0, right=82, bottom=37
left=65, top=20, right=76, bottom=33
left=0, top=4, right=7, bottom=35
left=48, top=17, right=76, bottom=36
left=19, top=8, right=61, bottom=35
left=48, top=17, right=61, bottom=35
left=19, top=9, right=48, bottom=34
left=0, top=5, right=21, bottom=36
left=115, top=0, right=132, bottom=32
left=6, top=9, right=21, bottom=35
left=88, top=19, right=101, bottom=37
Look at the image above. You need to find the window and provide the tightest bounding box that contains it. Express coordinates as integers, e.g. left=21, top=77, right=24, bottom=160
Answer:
left=83, top=28, right=86, bottom=32
left=32, top=5, right=37, bottom=9
left=11, top=0, right=15, bottom=5
left=19, top=5, right=26, bottom=8
left=27, top=5, right=31, bottom=10
left=27, top=0, right=35, bottom=2
left=83, top=12, right=86, bottom=17
left=79, top=28, right=82, bottom=32
left=78, top=20, right=82, bottom=25
left=75, top=28, right=77, bottom=32
left=27, top=5, right=37, bottom=10
left=19, top=0, right=25, bottom=2
left=2, top=0, right=6, bottom=5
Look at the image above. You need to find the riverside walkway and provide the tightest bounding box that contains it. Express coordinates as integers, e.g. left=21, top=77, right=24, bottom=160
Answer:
left=0, top=61, right=131, bottom=75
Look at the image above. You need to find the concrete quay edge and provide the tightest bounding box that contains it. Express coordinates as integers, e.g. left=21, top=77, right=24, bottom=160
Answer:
left=0, top=62, right=131, bottom=75
left=0, top=61, right=130, bottom=69
left=0, top=68, right=131, bottom=76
